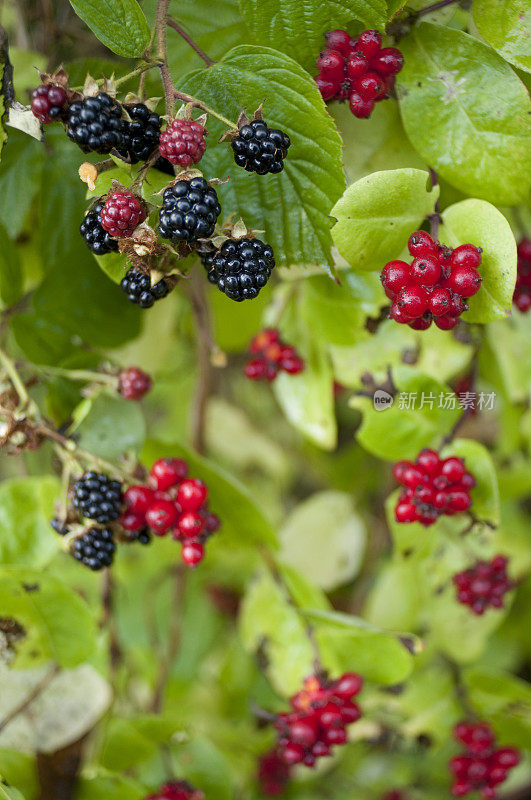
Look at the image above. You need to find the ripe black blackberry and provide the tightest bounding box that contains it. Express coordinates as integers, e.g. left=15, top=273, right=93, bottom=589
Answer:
left=71, top=527, right=116, bottom=570
left=119, top=103, right=164, bottom=163
left=80, top=200, right=119, bottom=255
left=120, top=267, right=170, bottom=308
left=158, top=177, right=221, bottom=244
left=133, top=527, right=152, bottom=545
left=231, top=120, right=290, bottom=175
left=73, top=472, right=123, bottom=523
left=50, top=517, right=68, bottom=536
left=203, top=237, right=275, bottom=301
left=66, top=92, right=125, bottom=154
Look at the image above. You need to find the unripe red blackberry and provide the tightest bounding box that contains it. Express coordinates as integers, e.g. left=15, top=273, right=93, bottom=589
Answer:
left=31, top=84, right=67, bottom=123
left=118, top=367, right=152, bottom=400
left=144, top=780, right=205, bottom=800
left=159, top=118, right=207, bottom=167
left=101, top=190, right=147, bottom=238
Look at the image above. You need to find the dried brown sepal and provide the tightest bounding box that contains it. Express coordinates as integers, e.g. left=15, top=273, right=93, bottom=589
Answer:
left=0, top=414, right=44, bottom=454
left=82, top=74, right=118, bottom=100
left=219, top=103, right=264, bottom=143
left=36, top=66, right=82, bottom=106
left=118, top=223, right=164, bottom=259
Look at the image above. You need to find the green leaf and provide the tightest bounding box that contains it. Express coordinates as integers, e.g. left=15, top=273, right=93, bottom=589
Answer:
left=280, top=491, right=366, bottom=591
left=0, top=132, right=44, bottom=238
left=331, top=169, right=439, bottom=270
left=464, top=667, right=531, bottom=749
left=99, top=715, right=181, bottom=771
left=364, top=560, right=421, bottom=631
left=349, top=366, right=461, bottom=461
left=397, top=23, right=531, bottom=205
left=306, top=608, right=420, bottom=685
left=0, top=785, right=24, bottom=800
left=142, top=440, right=279, bottom=550
left=178, top=45, right=345, bottom=267
left=481, top=315, right=531, bottom=403
left=439, top=199, right=517, bottom=323
left=75, top=394, right=146, bottom=460
left=238, top=0, right=387, bottom=70
left=69, top=0, right=150, bottom=57
left=75, top=775, right=145, bottom=800
left=0, top=477, right=60, bottom=568
left=240, top=569, right=315, bottom=695
left=472, top=0, right=531, bottom=73
left=0, top=221, right=22, bottom=308
left=0, top=664, right=111, bottom=753
left=0, top=568, right=97, bottom=668
left=441, top=438, right=500, bottom=525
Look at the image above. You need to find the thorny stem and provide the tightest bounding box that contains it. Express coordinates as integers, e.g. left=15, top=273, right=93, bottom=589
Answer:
left=174, top=89, right=238, bottom=129
left=0, top=663, right=60, bottom=735
left=155, top=0, right=175, bottom=116
left=167, top=18, right=214, bottom=66
left=428, top=168, right=442, bottom=241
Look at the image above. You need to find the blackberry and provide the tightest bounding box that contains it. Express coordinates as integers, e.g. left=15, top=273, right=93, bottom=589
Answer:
left=231, top=120, right=290, bottom=175
left=119, top=103, right=164, bottom=163
left=50, top=517, right=68, bottom=536
left=120, top=267, right=170, bottom=308
left=71, top=527, right=116, bottom=570
left=66, top=92, right=125, bottom=154
left=133, top=527, right=152, bottom=545
left=158, top=177, right=221, bottom=244
left=203, top=237, right=275, bottom=301
left=31, top=85, right=67, bottom=124
left=73, top=472, right=123, bottom=523
left=80, top=201, right=119, bottom=255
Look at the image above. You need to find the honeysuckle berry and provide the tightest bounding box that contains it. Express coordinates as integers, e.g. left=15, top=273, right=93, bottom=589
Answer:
left=453, top=556, right=513, bottom=615
left=393, top=450, right=475, bottom=526
left=315, top=28, right=403, bottom=117
left=144, top=780, right=204, bottom=800
left=181, top=540, right=204, bottom=567
left=257, top=749, right=290, bottom=797
left=514, top=238, right=531, bottom=312
left=145, top=499, right=179, bottom=535
left=176, top=478, right=208, bottom=512
left=150, top=457, right=188, bottom=490
left=450, top=721, right=520, bottom=797
left=244, top=329, right=304, bottom=382
left=118, top=367, right=152, bottom=400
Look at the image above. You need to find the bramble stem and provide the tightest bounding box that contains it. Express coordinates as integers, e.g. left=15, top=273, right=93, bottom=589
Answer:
left=174, top=89, right=238, bottom=129
left=155, top=0, right=175, bottom=116
left=36, top=365, right=118, bottom=386
left=167, top=18, right=214, bottom=66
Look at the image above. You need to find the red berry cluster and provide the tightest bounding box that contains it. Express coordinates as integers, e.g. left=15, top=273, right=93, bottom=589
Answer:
left=453, top=556, right=513, bottom=616
left=118, top=367, right=152, bottom=400
left=315, top=29, right=403, bottom=118
left=257, top=749, right=291, bottom=797
left=394, top=450, right=475, bottom=527
left=450, top=721, right=520, bottom=798
left=514, top=238, right=531, bottom=313
left=121, top=458, right=221, bottom=566
left=30, top=84, right=68, bottom=123
left=101, top=190, right=147, bottom=238
left=144, top=780, right=204, bottom=800
left=159, top=118, right=207, bottom=167
left=244, top=329, right=304, bottom=382
left=272, top=673, right=363, bottom=767
left=382, top=231, right=482, bottom=330
left=383, top=792, right=407, bottom=800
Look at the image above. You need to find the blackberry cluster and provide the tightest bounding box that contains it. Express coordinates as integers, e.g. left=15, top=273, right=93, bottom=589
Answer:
left=257, top=750, right=290, bottom=797
left=101, top=190, right=146, bottom=238
left=120, top=268, right=170, bottom=308
left=449, top=721, right=520, bottom=798
left=119, top=103, right=163, bottom=163
left=382, top=231, right=482, bottom=330
left=453, top=556, right=513, bottom=615
left=73, top=472, right=123, bottom=523
left=201, top=237, right=275, bottom=301
left=514, top=238, right=531, bottom=312
left=231, top=119, right=290, bottom=175
left=315, top=29, right=404, bottom=118
left=144, top=781, right=204, bottom=800
left=80, top=201, right=119, bottom=255
left=245, top=328, right=304, bottom=381
left=120, top=458, right=221, bottom=567
left=158, top=178, right=221, bottom=244
left=30, top=84, right=67, bottom=124
left=71, top=527, right=116, bottom=571
left=271, top=672, right=363, bottom=767
left=66, top=93, right=124, bottom=154
left=394, top=450, right=475, bottom=527
left=159, top=118, right=207, bottom=167
left=118, top=367, right=152, bottom=400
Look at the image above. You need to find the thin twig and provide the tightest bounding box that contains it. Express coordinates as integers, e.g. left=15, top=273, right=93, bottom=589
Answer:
left=155, top=0, right=175, bottom=116
left=0, top=663, right=60, bottom=734
left=167, top=18, right=214, bottom=66
left=174, top=89, right=237, bottom=129
left=443, top=655, right=478, bottom=719
left=387, top=0, right=461, bottom=37
left=428, top=168, right=442, bottom=241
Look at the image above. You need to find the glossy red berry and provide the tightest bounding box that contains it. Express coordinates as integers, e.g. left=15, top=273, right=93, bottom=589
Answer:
left=441, top=457, right=466, bottom=483
left=176, top=510, right=206, bottom=538
left=123, top=485, right=156, bottom=514
left=145, top=499, right=179, bottom=535
left=101, top=190, right=147, bottom=238
left=416, top=448, right=440, bottom=476
left=354, top=30, right=382, bottom=59
left=453, top=557, right=513, bottom=614
left=354, top=71, right=386, bottom=101
left=316, top=50, right=345, bottom=81
left=408, top=314, right=432, bottom=330
left=245, top=330, right=304, bottom=382
left=244, top=358, right=269, bottom=380
left=120, top=510, right=145, bottom=531
left=435, top=315, right=460, bottom=330
left=257, top=749, right=290, bottom=797
left=118, top=367, right=152, bottom=400
left=449, top=244, right=482, bottom=270
left=411, top=255, right=441, bottom=287
left=177, top=478, right=208, bottom=511
left=159, top=118, right=207, bottom=167
left=446, top=265, right=482, bottom=298
left=150, top=458, right=188, bottom=490
left=334, top=672, right=363, bottom=698
left=181, top=540, right=205, bottom=566
left=408, top=230, right=438, bottom=258
left=397, top=285, right=429, bottom=318
left=346, top=54, right=368, bottom=81
left=31, top=84, right=67, bottom=123
left=370, top=47, right=404, bottom=76
left=395, top=502, right=419, bottom=523
left=315, top=74, right=340, bottom=101
left=324, top=29, right=352, bottom=56
left=427, top=286, right=451, bottom=316
left=348, top=92, right=374, bottom=118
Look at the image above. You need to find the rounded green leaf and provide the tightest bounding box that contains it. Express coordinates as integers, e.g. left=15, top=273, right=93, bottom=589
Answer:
left=0, top=477, right=60, bottom=568
left=178, top=46, right=345, bottom=267
left=0, top=568, right=97, bottom=668
left=441, top=438, right=500, bottom=525
left=440, top=199, right=517, bottom=323
left=473, top=0, right=531, bottom=73
left=75, top=394, right=146, bottom=459
left=397, top=23, right=531, bottom=205
left=239, top=0, right=387, bottom=71
left=69, top=0, right=150, bottom=58
left=331, top=168, right=439, bottom=270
